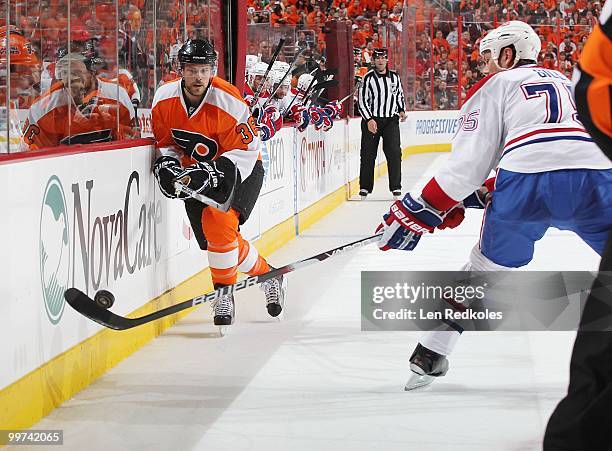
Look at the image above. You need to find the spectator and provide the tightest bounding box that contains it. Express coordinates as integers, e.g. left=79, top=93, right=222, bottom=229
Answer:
left=559, top=34, right=578, bottom=53
left=271, top=3, right=287, bottom=25
left=445, top=60, right=458, bottom=85
left=433, top=29, right=450, bottom=54
left=434, top=80, right=455, bottom=110
left=414, top=78, right=428, bottom=110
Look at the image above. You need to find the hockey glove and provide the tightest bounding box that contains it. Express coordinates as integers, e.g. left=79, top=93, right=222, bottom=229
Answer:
left=176, top=157, right=238, bottom=204
left=309, top=106, right=334, bottom=132
left=289, top=104, right=310, bottom=132
left=437, top=206, right=465, bottom=230
left=376, top=193, right=443, bottom=251
left=463, top=176, right=496, bottom=209
left=322, top=100, right=343, bottom=119
left=153, top=155, right=183, bottom=198
left=256, top=105, right=282, bottom=141
left=436, top=177, right=496, bottom=230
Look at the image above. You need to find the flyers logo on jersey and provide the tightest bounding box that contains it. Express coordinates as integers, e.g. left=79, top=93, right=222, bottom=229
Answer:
left=171, top=129, right=219, bottom=161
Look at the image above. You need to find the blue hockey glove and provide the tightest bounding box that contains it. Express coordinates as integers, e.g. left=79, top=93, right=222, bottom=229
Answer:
left=376, top=193, right=443, bottom=251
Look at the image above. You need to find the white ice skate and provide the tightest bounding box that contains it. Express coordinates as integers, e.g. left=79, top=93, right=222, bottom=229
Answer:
left=260, top=272, right=287, bottom=320
left=212, top=293, right=235, bottom=337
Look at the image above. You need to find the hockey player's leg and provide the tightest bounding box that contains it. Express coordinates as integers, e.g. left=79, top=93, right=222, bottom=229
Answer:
left=235, top=234, right=286, bottom=318
left=406, top=180, right=548, bottom=389
left=405, top=246, right=511, bottom=390
left=202, top=207, right=241, bottom=332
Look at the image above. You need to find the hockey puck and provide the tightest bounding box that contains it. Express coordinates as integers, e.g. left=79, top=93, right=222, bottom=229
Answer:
left=94, top=290, right=115, bottom=309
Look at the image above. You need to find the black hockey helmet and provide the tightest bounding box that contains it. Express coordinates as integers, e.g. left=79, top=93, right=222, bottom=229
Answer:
left=373, top=48, right=388, bottom=58
left=178, top=39, right=217, bottom=67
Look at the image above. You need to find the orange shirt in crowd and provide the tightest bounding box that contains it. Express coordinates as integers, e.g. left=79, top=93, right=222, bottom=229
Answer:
left=433, top=36, right=450, bottom=53
left=361, top=0, right=382, bottom=10
left=347, top=1, right=364, bottom=17
left=286, top=11, right=300, bottom=24
left=271, top=10, right=286, bottom=25
left=543, top=0, right=556, bottom=11
left=353, top=30, right=367, bottom=48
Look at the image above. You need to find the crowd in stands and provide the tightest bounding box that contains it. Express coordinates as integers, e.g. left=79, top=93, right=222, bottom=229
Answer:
left=247, top=0, right=606, bottom=110
left=0, top=0, right=605, bottom=133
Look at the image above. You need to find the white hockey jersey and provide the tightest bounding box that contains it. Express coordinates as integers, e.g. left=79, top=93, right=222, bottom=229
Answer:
left=423, top=64, right=612, bottom=210
left=265, top=93, right=295, bottom=116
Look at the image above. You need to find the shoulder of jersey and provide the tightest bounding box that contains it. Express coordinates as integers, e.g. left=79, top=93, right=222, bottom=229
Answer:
left=464, top=65, right=568, bottom=104
left=152, top=78, right=181, bottom=108
left=97, top=78, right=131, bottom=100
left=501, top=65, right=570, bottom=83
left=463, top=72, right=502, bottom=103
left=97, top=78, right=134, bottom=114
left=210, top=76, right=247, bottom=105
left=29, top=81, right=69, bottom=120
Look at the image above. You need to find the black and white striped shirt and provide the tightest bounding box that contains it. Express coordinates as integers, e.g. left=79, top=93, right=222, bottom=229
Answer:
left=358, top=69, right=406, bottom=121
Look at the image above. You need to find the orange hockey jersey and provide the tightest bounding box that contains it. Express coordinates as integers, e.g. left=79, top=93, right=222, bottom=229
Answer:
left=151, top=76, right=261, bottom=181
left=21, top=77, right=136, bottom=150
left=573, top=0, right=611, bottom=151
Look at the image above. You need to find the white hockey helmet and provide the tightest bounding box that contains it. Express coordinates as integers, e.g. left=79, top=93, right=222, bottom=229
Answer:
left=272, top=61, right=290, bottom=73
left=248, top=61, right=268, bottom=78
left=245, top=54, right=259, bottom=72
left=270, top=69, right=291, bottom=88
left=297, top=73, right=314, bottom=92
left=479, top=21, right=541, bottom=69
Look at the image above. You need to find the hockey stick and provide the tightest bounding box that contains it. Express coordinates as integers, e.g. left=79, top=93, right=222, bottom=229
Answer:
left=261, top=47, right=306, bottom=109
left=64, top=233, right=383, bottom=330
left=284, top=79, right=338, bottom=116
left=303, top=79, right=338, bottom=107
left=338, top=79, right=363, bottom=104
left=251, top=38, right=286, bottom=105
left=173, top=181, right=235, bottom=213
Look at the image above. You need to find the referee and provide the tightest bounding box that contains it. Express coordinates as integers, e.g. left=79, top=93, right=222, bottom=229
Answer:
left=357, top=48, right=407, bottom=200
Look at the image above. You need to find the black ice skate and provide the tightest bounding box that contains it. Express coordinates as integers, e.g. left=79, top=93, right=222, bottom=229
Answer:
left=260, top=271, right=286, bottom=319
left=404, top=343, right=449, bottom=391
left=212, top=293, right=234, bottom=336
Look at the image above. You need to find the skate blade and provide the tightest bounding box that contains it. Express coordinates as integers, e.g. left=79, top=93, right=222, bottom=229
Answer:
left=274, top=309, right=285, bottom=322
left=404, top=373, right=435, bottom=391
left=218, top=325, right=230, bottom=337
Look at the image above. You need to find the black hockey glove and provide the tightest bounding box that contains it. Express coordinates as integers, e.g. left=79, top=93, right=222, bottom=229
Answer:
left=174, top=157, right=238, bottom=204
left=153, top=155, right=183, bottom=198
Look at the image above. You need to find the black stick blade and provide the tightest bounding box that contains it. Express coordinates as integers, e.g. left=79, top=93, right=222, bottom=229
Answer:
left=64, top=288, right=133, bottom=330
